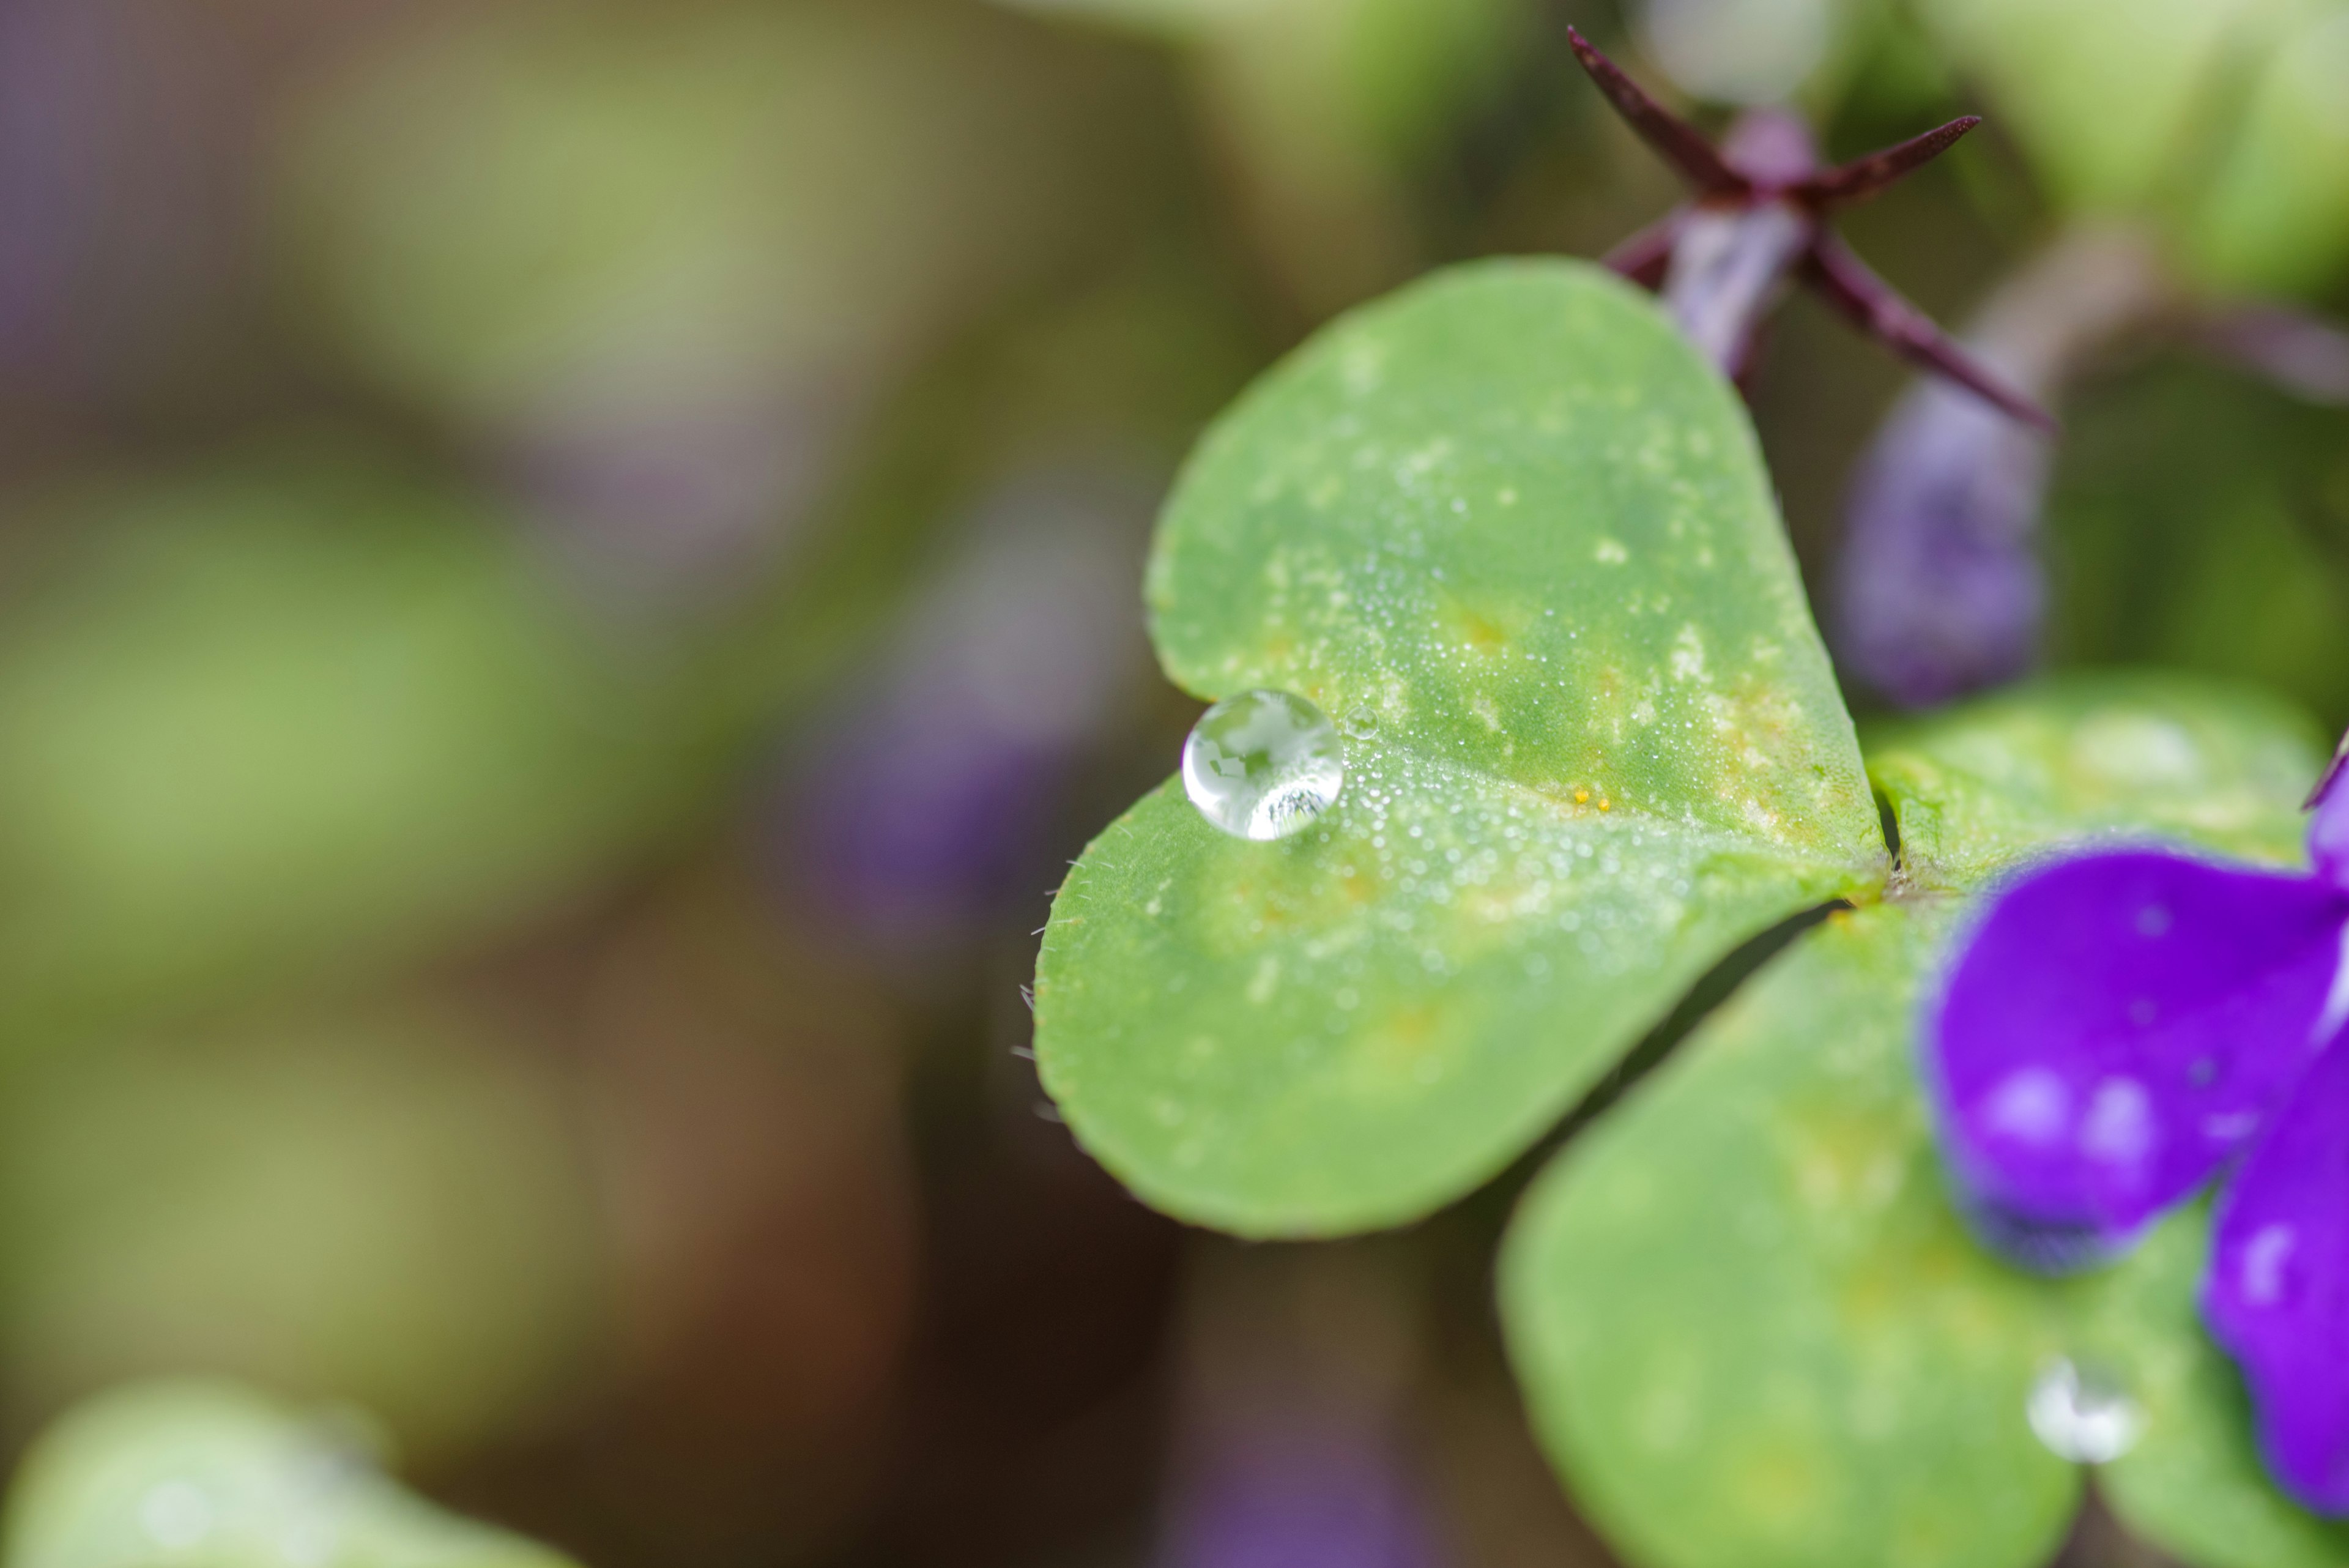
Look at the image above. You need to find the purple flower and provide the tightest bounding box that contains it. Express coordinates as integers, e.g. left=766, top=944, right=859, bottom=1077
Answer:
left=1928, top=735, right=2349, bottom=1509
left=1834, top=376, right=2049, bottom=710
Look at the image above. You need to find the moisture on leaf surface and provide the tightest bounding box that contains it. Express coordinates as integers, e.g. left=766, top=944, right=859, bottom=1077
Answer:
left=1033, top=259, right=1885, bottom=1236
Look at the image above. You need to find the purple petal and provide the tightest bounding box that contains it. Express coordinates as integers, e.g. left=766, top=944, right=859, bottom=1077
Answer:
left=1160, top=1424, right=1446, bottom=1568
left=2312, top=740, right=2349, bottom=892
left=1929, top=852, right=2349, bottom=1261
left=2205, top=1036, right=2349, bottom=1512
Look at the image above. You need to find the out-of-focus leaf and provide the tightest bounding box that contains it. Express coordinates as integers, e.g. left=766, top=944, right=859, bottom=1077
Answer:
left=2185, top=7, right=2349, bottom=297
left=1911, top=0, right=2298, bottom=217
left=1036, top=260, right=1885, bottom=1238
left=1633, top=0, right=1850, bottom=109
left=0, top=446, right=709, bottom=1044
left=1, top=1381, right=576, bottom=1568
left=2046, top=362, right=2349, bottom=732
left=1866, top=673, right=2325, bottom=893
left=1501, top=676, right=2325, bottom=1568
left=1001, top=0, right=1529, bottom=311
left=280, top=0, right=1129, bottom=606
left=2075, top=1208, right=2349, bottom=1568
left=998, top=0, right=1523, bottom=166
left=0, top=1006, right=598, bottom=1458
left=1503, top=902, right=2082, bottom=1568
left=1914, top=0, right=2349, bottom=297
left=282, top=0, right=1089, bottom=432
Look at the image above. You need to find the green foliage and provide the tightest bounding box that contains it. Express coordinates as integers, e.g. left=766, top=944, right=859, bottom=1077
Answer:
left=1036, top=254, right=2349, bottom=1565
left=1502, top=902, right=2080, bottom=1568
left=0, top=1007, right=596, bottom=1460
left=2081, top=1211, right=2349, bottom=1568
left=2188, top=7, right=2349, bottom=294
left=1, top=1381, right=576, bottom=1568
left=1502, top=682, right=2329, bottom=1568
left=281, top=0, right=1088, bottom=429
left=992, top=0, right=1526, bottom=166
left=2049, top=363, right=2349, bottom=733
left=1035, top=261, right=1884, bottom=1236
left=1913, top=0, right=2283, bottom=215
left=1915, top=0, right=2349, bottom=294
left=0, top=448, right=708, bottom=1048
left=1865, top=672, right=2325, bottom=891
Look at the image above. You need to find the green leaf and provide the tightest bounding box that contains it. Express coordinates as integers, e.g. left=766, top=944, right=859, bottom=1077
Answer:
left=994, top=0, right=1528, bottom=171
left=1867, top=672, right=2326, bottom=894
left=283, top=1, right=1085, bottom=430
left=2044, top=363, right=2349, bottom=730
left=1, top=1380, right=576, bottom=1568
left=1501, top=675, right=2328, bottom=1568
left=1502, top=901, right=2081, bottom=1568
left=2078, top=1209, right=2349, bottom=1568
left=2184, top=6, right=2349, bottom=297
left=0, top=447, right=707, bottom=1048
left=0, top=1005, right=596, bottom=1460
left=1912, top=0, right=2300, bottom=217
left=1036, top=259, right=1884, bottom=1237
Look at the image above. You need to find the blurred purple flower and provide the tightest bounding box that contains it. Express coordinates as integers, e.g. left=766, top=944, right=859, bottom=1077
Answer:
left=497, top=388, right=848, bottom=614
left=1833, top=374, right=2051, bottom=709
left=1926, top=737, right=2349, bottom=1508
left=1159, top=1419, right=1445, bottom=1568
left=0, top=0, right=244, bottom=401
left=1830, top=229, right=2167, bottom=711
left=1835, top=231, right=2349, bottom=712
left=775, top=468, right=1151, bottom=942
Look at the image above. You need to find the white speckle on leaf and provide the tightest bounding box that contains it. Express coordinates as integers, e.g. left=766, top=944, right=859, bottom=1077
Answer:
left=1669, top=625, right=1708, bottom=684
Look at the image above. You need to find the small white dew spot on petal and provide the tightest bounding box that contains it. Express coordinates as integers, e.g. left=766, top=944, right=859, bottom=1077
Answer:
left=2242, top=1223, right=2296, bottom=1307
left=1983, top=1069, right=2069, bottom=1146
left=2080, top=1077, right=2156, bottom=1169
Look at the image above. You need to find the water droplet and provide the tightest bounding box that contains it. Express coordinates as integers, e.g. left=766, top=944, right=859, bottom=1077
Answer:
left=2027, top=1358, right=2143, bottom=1463
left=1341, top=705, right=1379, bottom=740
left=1182, top=689, right=1345, bottom=841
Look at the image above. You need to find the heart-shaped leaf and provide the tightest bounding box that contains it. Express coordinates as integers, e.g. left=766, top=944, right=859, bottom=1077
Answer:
left=1, top=1380, right=575, bottom=1568
left=1034, top=259, right=1885, bottom=1236
left=1501, top=675, right=2328, bottom=1568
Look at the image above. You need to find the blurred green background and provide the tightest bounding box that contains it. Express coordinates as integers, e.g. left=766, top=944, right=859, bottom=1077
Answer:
left=0, top=0, right=2339, bottom=1564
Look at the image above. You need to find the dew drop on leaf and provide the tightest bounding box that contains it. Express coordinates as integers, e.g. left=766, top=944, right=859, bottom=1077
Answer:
left=2026, top=1356, right=2143, bottom=1463
left=1181, top=689, right=1345, bottom=841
